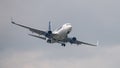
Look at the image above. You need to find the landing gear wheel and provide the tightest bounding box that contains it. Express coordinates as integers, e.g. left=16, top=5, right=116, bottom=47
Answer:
left=47, top=39, right=51, bottom=43
left=61, top=44, right=66, bottom=47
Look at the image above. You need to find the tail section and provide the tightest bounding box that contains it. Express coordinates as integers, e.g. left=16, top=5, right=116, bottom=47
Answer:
left=48, top=21, right=52, bottom=34
left=49, top=21, right=51, bottom=31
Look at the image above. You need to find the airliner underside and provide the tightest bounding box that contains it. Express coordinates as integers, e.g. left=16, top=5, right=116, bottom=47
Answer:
left=11, top=21, right=97, bottom=47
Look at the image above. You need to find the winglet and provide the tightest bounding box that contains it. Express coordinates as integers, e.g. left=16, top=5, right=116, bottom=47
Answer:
left=11, top=17, right=15, bottom=24
left=96, top=41, right=99, bottom=46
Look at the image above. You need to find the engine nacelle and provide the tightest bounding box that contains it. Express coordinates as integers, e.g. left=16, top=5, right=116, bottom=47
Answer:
left=45, top=31, right=52, bottom=38
left=70, top=37, right=77, bottom=44
left=48, top=31, right=52, bottom=34
left=72, top=37, right=77, bottom=41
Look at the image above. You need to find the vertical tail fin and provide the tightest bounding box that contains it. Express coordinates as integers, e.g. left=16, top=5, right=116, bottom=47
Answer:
left=48, top=21, right=51, bottom=31
left=47, top=21, right=52, bottom=34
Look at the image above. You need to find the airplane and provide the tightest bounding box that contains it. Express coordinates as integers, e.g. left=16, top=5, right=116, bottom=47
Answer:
left=11, top=20, right=98, bottom=47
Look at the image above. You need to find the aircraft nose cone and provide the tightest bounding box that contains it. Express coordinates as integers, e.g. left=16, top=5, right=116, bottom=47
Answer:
left=69, top=25, right=72, bottom=29
left=68, top=25, right=72, bottom=31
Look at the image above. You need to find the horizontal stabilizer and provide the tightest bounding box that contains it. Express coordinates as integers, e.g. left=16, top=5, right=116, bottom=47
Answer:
left=28, top=34, right=46, bottom=40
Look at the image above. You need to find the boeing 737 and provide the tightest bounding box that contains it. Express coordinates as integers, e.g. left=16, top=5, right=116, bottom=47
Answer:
left=11, top=20, right=98, bottom=47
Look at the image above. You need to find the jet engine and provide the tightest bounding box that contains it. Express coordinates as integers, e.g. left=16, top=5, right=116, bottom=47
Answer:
left=70, top=37, right=77, bottom=44
left=72, top=37, right=77, bottom=41
left=48, top=30, right=52, bottom=34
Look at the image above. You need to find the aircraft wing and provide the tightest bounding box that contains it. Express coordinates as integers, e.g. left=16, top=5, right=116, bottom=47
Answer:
left=75, top=40, right=97, bottom=46
left=11, top=21, right=47, bottom=35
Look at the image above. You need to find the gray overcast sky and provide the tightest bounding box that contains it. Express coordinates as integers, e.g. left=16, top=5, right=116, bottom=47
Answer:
left=0, top=0, right=120, bottom=68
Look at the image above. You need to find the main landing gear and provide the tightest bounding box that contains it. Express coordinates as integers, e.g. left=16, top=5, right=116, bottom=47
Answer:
left=61, top=43, right=66, bottom=47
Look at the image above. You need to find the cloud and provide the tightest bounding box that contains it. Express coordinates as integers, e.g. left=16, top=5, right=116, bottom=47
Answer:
left=0, top=45, right=120, bottom=68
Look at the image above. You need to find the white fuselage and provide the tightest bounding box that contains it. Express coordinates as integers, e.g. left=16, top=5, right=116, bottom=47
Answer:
left=53, top=23, right=72, bottom=40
